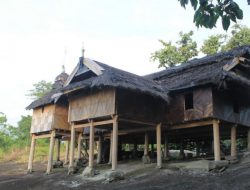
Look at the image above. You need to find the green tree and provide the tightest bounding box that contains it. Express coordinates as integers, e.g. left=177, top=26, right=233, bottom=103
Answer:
left=9, top=115, right=31, bottom=147
left=178, top=0, right=244, bottom=30
left=222, top=24, right=250, bottom=50
left=0, top=112, right=7, bottom=127
left=151, top=31, right=198, bottom=68
left=27, top=80, right=52, bottom=100
left=201, top=34, right=227, bottom=55
left=201, top=24, right=250, bottom=55
left=0, top=113, right=13, bottom=151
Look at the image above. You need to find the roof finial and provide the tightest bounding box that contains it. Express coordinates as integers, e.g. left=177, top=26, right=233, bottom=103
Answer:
left=62, top=65, right=65, bottom=73
left=82, top=42, right=85, bottom=60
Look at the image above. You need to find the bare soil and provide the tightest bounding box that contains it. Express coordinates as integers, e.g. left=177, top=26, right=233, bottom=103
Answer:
left=1, top=161, right=250, bottom=190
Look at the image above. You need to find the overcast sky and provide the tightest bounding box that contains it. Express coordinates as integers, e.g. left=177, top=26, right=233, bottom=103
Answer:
left=0, top=0, right=249, bottom=125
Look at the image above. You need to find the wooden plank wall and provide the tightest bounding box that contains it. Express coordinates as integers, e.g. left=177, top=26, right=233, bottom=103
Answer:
left=53, top=105, right=70, bottom=130
left=69, top=89, right=116, bottom=122
left=213, top=88, right=250, bottom=126
left=30, top=105, right=55, bottom=133
left=165, top=87, right=213, bottom=124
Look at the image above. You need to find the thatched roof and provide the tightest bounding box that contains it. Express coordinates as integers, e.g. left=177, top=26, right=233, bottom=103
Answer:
left=63, top=57, right=169, bottom=102
left=26, top=72, right=69, bottom=110
left=145, top=45, right=250, bottom=93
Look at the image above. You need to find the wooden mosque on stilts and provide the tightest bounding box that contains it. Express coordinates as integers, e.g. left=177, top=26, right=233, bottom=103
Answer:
left=27, top=45, right=250, bottom=176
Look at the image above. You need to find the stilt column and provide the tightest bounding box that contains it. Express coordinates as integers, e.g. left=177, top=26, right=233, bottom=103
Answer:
left=144, top=133, right=149, bottom=156
left=68, top=124, right=76, bottom=173
left=89, top=120, right=95, bottom=168
left=77, top=133, right=83, bottom=160
left=97, top=135, right=103, bottom=164
left=156, top=123, right=162, bottom=168
left=64, top=140, right=70, bottom=164
left=164, top=134, right=169, bottom=159
left=108, top=131, right=113, bottom=164
left=213, top=120, right=221, bottom=161
left=56, top=139, right=61, bottom=161
left=247, top=129, right=250, bottom=152
left=46, top=130, right=56, bottom=174
left=231, top=125, right=237, bottom=158
left=27, top=134, right=36, bottom=173
left=112, top=115, right=118, bottom=171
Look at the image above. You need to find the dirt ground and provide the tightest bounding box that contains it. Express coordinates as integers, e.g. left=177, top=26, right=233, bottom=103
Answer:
left=1, top=160, right=250, bottom=190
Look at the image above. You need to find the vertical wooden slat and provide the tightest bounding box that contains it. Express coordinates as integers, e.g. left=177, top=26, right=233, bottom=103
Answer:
left=77, top=133, right=82, bottom=160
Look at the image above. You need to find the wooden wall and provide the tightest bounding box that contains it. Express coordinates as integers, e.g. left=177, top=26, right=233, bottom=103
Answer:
left=213, top=88, right=250, bottom=127
left=31, top=105, right=55, bottom=133
left=31, top=104, right=70, bottom=133
left=69, top=89, right=116, bottom=122
left=53, top=105, right=70, bottom=130
left=165, top=87, right=213, bottom=124
left=116, top=89, right=165, bottom=123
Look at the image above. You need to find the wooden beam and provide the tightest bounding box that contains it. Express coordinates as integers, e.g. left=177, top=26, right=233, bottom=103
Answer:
left=34, top=134, right=52, bottom=139
left=223, top=57, right=240, bottom=71
left=169, top=120, right=213, bottom=130
left=119, top=118, right=156, bottom=126
left=74, top=119, right=114, bottom=129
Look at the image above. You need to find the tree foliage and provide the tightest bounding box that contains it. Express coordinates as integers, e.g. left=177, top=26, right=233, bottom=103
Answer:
left=201, top=34, right=227, bottom=55
left=27, top=80, right=52, bottom=100
left=151, top=31, right=198, bottom=67
left=178, top=0, right=243, bottom=30
left=201, top=24, right=250, bottom=55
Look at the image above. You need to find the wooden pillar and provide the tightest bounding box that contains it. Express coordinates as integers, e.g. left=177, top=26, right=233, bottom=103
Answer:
left=196, top=140, right=201, bottom=157
left=108, top=131, right=113, bottom=164
left=247, top=129, right=250, bottom=152
left=213, top=120, right=221, bottom=161
left=97, top=135, right=103, bottom=164
left=56, top=139, right=61, bottom=161
left=112, top=115, right=118, bottom=171
left=64, top=140, right=70, bottom=164
left=231, top=125, right=237, bottom=158
left=156, top=123, right=162, bottom=168
left=77, top=133, right=82, bottom=160
left=69, top=124, right=76, bottom=170
left=164, top=134, right=168, bottom=159
left=89, top=120, right=94, bottom=168
left=27, top=134, right=36, bottom=173
left=144, top=133, right=149, bottom=156
left=46, top=130, right=56, bottom=174
left=179, top=140, right=185, bottom=159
